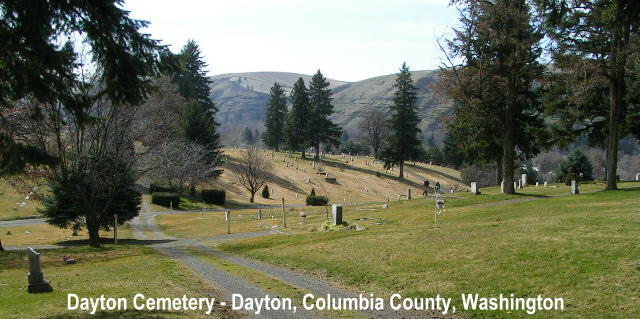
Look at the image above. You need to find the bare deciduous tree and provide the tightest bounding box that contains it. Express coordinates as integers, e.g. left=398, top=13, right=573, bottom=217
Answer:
left=235, top=148, right=272, bottom=203
left=147, top=140, right=215, bottom=195
left=358, top=108, right=388, bottom=158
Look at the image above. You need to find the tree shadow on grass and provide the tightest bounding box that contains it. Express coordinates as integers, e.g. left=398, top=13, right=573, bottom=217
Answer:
left=317, top=159, right=425, bottom=189
left=225, top=157, right=306, bottom=194
left=54, top=237, right=176, bottom=247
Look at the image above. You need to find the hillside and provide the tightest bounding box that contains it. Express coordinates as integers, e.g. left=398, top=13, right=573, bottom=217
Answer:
left=209, top=70, right=451, bottom=142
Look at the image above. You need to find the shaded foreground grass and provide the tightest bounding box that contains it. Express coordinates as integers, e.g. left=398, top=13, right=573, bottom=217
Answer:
left=218, top=186, right=640, bottom=318
left=0, top=246, right=228, bottom=319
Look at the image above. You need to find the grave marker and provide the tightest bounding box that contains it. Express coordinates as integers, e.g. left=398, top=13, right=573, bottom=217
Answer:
left=470, top=182, right=480, bottom=195
left=571, top=180, right=579, bottom=195
left=407, top=188, right=412, bottom=200
left=27, top=248, right=53, bottom=293
left=332, top=204, right=343, bottom=226
left=225, top=211, right=231, bottom=234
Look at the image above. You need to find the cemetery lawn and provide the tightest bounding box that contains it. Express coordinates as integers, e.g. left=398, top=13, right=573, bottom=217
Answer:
left=1, top=223, right=135, bottom=247
left=0, top=245, right=228, bottom=319
left=0, top=180, right=41, bottom=221
left=218, top=185, right=640, bottom=318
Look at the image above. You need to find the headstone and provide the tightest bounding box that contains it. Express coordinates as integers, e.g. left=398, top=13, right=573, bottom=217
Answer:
left=571, top=180, right=579, bottom=194
left=470, top=182, right=480, bottom=195
left=226, top=211, right=231, bottom=234
left=325, top=177, right=337, bottom=183
left=501, top=180, right=504, bottom=193
left=521, top=174, right=527, bottom=187
left=27, top=248, right=53, bottom=293
left=225, top=211, right=230, bottom=221
left=258, top=209, right=262, bottom=220
left=332, top=205, right=343, bottom=226
left=514, top=182, right=517, bottom=190
left=544, top=181, right=548, bottom=187
left=536, top=182, right=539, bottom=187
left=407, top=188, right=412, bottom=200
left=636, top=173, right=640, bottom=181
left=518, top=179, right=523, bottom=189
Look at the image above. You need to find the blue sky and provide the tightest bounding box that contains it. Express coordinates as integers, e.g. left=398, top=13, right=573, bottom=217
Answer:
left=125, top=0, right=459, bottom=82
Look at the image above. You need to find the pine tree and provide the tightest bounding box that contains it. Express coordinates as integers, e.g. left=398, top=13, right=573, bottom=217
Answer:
left=172, top=40, right=222, bottom=163
left=243, top=127, right=254, bottom=145
left=438, top=0, right=546, bottom=193
left=308, top=70, right=341, bottom=159
left=537, top=0, right=640, bottom=190
left=284, top=78, right=311, bottom=158
left=0, top=1, right=164, bottom=174
left=263, top=82, right=288, bottom=151
left=381, top=63, right=423, bottom=180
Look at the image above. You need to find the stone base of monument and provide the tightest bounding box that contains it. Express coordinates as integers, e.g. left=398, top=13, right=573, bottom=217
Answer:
left=28, top=279, right=53, bottom=293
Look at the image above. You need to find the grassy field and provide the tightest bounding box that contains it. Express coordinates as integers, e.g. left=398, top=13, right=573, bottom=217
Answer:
left=0, top=180, right=41, bottom=221
left=1, top=224, right=135, bottom=247
left=216, top=183, right=640, bottom=318
left=208, top=150, right=466, bottom=207
left=0, top=245, right=234, bottom=319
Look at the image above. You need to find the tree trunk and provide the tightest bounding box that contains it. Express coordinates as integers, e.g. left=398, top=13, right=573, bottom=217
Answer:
left=399, top=161, right=404, bottom=180
left=502, top=86, right=516, bottom=194
left=496, top=159, right=502, bottom=186
left=315, top=143, right=320, bottom=160
left=301, top=149, right=306, bottom=159
left=605, top=36, right=626, bottom=190
left=250, top=192, right=255, bottom=203
left=87, top=214, right=101, bottom=248
left=0, top=238, right=4, bottom=251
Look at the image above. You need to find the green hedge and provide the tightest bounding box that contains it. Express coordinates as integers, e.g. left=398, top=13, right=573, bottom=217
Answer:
left=149, top=182, right=176, bottom=193
left=306, top=194, right=329, bottom=206
left=151, top=192, right=180, bottom=208
left=202, top=189, right=225, bottom=205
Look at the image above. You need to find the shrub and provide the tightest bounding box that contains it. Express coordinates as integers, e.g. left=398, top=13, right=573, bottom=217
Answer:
left=306, top=194, right=329, bottom=206
left=151, top=192, right=180, bottom=208
left=261, top=185, right=270, bottom=199
left=376, top=171, right=381, bottom=177
left=310, top=188, right=316, bottom=196
left=149, top=182, right=176, bottom=193
left=556, top=150, right=593, bottom=183
left=563, top=173, right=579, bottom=186
left=201, top=189, right=225, bottom=205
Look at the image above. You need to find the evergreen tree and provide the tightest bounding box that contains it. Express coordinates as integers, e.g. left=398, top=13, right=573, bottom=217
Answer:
left=172, top=40, right=222, bottom=162
left=261, top=185, right=270, bottom=199
left=555, top=150, right=594, bottom=183
left=0, top=0, right=164, bottom=174
left=263, top=82, right=288, bottom=150
left=537, top=0, right=640, bottom=190
left=284, top=78, right=311, bottom=158
left=243, top=127, right=254, bottom=145
left=308, top=70, right=341, bottom=159
left=381, top=63, right=423, bottom=179
left=438, top=0, right=547, bottom=193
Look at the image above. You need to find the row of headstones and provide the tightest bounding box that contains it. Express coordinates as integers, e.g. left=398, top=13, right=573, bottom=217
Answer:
left=470, top=178, right=580, bottom=195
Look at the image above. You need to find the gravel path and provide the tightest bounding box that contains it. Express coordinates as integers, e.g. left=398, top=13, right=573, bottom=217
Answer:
left=131, top=214, right=327, bottom=319
left=132, top=211, right=435, bottom=319
left=0, top=218, right=47, bottom=228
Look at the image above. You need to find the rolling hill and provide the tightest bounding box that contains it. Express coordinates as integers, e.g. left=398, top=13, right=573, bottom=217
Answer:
left=209, top=70, right=451, bottom=143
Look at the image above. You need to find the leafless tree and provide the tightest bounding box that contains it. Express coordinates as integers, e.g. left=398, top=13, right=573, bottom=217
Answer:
left=358, top=108, right=388, bottom=158
left=235, top=148, right=272, bottom=203
left=146, top=140, right=216, bottom=195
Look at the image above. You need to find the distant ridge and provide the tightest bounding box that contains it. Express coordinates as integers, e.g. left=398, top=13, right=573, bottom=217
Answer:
left=209, top=70, right=449, bottom=142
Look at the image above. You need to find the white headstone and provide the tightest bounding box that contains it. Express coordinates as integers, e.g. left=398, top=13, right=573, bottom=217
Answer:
left=571, top=180, right=579, bottom=194
left=332, top=205, right=343, bottom=226
left=501, top=180, right=504, bottom=193
left=544, top=181, right=548, bottom=187
left=470, top=182, right=480, bottom=195
left=535, top=182, right=539, bottom=187
left=521, top=174, right=527, bottom=187
left=636, top=173, right=640, bottom=181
